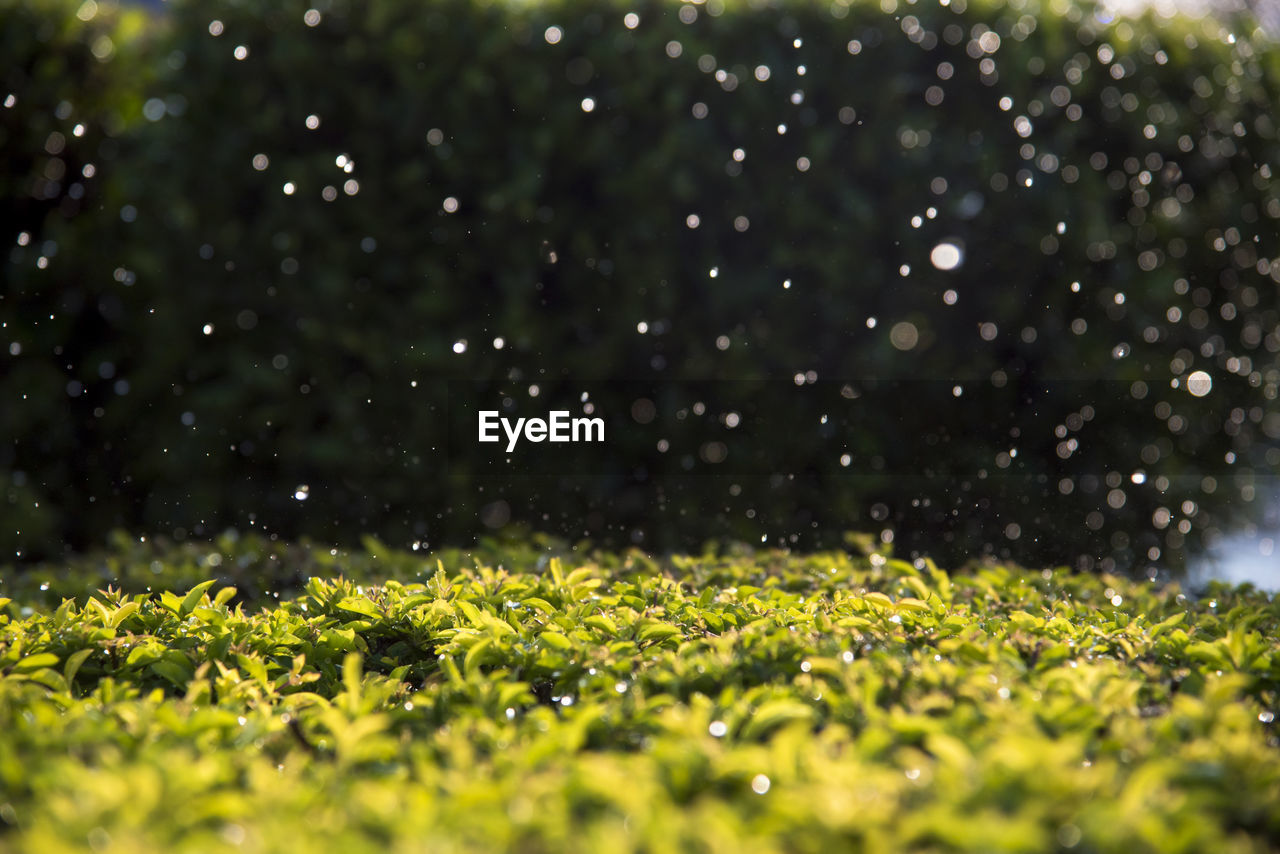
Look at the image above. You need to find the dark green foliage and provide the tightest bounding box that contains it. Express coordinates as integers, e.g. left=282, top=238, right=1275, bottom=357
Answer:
left=2, top=0, right=1278, bottom=567
left=2, top=538, right=1278, bottom=851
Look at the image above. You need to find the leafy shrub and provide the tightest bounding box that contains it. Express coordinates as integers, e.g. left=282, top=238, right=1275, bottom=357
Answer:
left=2, top=0, right=1278, bottom=568
left=1, top=538, right=1278, bottom=851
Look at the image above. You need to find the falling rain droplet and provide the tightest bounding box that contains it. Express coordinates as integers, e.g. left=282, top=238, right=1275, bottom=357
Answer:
left=890, top=321, right=919, bottom=351
left=1111, top=343, right=1130, bottom=359
left=452, top=339, right=467, bottom=354
left=930, top=242, right=963, bottom=271
left=294, top=485, right=310, bottom=501
left=1186, top=370, right=1212, bottom=397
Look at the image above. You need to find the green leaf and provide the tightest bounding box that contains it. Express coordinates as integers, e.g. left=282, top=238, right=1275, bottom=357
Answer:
left=740, top=700, right=815, bottom=741
left=636, top=622, right=682, bottom=645
left=179, top=580, right=218, bottom=617
left=539, top=631, right=573, bottom=650
left=107, top=600, right=140, bottom=629
left=464, top=638, right=494, bottom=676
left=11, top=652, right=61, bottom=674
left=337, top=597, right=382, bottom=620
left=584, top=615, right=618, bottom=635
left=152, top=659, right=192, bottom=688
left=1151, top=612, right=1186, bottom=637
left=64, top=648, right=95, bottom=686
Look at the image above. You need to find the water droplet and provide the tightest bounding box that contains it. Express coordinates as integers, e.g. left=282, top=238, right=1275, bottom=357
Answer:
left=294, top=485, right=309, bottom=501
left=751, top=774, right=771, bottom=794
left=452, top=339, right=467, bottom=354
left=930, top=242, right=963, bottom=271
left=1111, top=343, right=1130, bottom=359
left=1186, top=370, right=1212, bottom=397
left=889, top=321, right=919, bottom=351
left=709, top=720, right=727, bottom=737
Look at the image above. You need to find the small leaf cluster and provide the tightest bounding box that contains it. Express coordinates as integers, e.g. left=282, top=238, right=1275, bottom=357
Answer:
left=2, top=540, right=1278, bottom=852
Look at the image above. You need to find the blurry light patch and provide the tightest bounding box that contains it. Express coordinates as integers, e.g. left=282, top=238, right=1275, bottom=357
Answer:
left=580, top=97, right=595, bottom=112
left=544, top=26, right=563, bottom=44
left=930, top=242, right=963, bottom=270
left=303, top=9, right=321, bottom=26
left=623, top=12, right=640, bottom=29
left=890, top=321, right=920, bottom=351
left=1187, top=370, right=1212, bottom=397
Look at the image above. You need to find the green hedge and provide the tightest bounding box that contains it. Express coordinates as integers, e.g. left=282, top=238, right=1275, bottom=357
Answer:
left=2, top=539, right=1278, bottom=851
left=3, top=0, right=1279, bottom=567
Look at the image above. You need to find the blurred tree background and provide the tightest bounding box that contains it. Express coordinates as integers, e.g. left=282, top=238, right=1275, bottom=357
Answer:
left=2, top=0, right=1278, bottom=572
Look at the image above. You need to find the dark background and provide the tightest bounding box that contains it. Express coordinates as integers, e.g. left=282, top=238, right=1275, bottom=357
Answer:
left=3, top=0, right=1278, bottom=572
